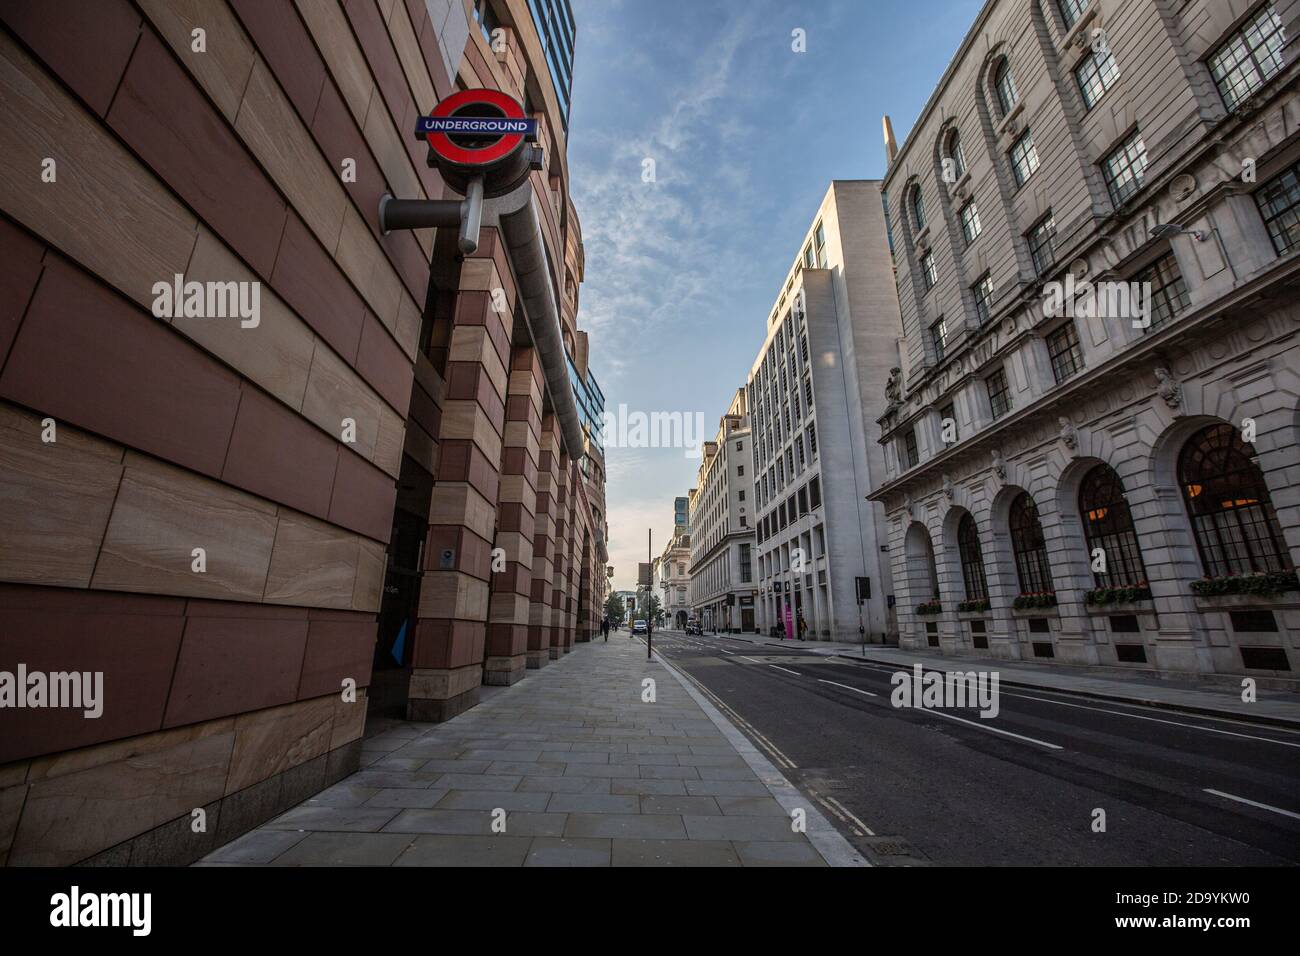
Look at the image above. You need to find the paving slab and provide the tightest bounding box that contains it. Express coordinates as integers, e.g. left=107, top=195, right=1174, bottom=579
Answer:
left=199, top=638, right=866, bottom=867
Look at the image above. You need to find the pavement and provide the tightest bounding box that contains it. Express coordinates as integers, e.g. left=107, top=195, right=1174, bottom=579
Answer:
left=649, top=629, right=1300, bottom=865
left=198, top=634, right=866, bottom=867
left=722, top=635, right=1300, bottom=727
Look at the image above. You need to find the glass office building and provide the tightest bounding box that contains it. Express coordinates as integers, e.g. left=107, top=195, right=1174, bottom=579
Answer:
left=527, top=0, right=576, bottom=131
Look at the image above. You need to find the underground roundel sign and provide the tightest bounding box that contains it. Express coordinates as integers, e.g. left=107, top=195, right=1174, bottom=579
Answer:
left=415, top=89, right=538, bottom=168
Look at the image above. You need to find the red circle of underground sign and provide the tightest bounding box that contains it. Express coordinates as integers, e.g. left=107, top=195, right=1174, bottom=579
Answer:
left=425, top=88, right=528, bottom=167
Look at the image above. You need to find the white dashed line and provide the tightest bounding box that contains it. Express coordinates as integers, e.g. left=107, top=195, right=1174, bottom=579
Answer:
left=1203, top=789, right=1300, bottom=820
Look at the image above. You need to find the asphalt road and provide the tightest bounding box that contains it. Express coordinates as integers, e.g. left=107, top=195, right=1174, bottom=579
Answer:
left=643, top=629, right=1300, bottom=866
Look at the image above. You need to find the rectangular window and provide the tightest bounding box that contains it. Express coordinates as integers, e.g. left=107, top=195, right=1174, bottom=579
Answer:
left=902, top=428, right=919, bottom=469
left=1102, top=131, right=1148, bottom=206
left=803, top=243, right=814, bottom=269
left=959, top=201, right=982, bottom=244
left=1075, top=46, right=1120, bottom=109
left=920, top=250, right=937, bottom=290
left=809, top=476, right=821, bottom=509
left=807, top=422, right=817, bottom=457
left=1046, top=322, right=1084, bottom=383
left=1135, top=252, right=1190, bottom=329
left=1027, top=213, right=1057, bottom=275
left=986, top=368, right=1012, bottom=419
left=1255, top=159, right=1300, bottom=254
left=740, top=544, right=752, bottom=582
left=803, top=376, right=812, bottom=407
left=737, top=464, right=744, bottom=477
left=1059, top=0, right=1089, bottom=29
left=814, top=222, right=827, bottom=267
left=1209, top=3, right=1286, bottom=113
left=972, top=273, right=994, bottom=325
left=931, top=315, right=948, bottom=362
left=1009, top=130, right=1040, bottom=186
left=739, top=489, right=745, bottom=501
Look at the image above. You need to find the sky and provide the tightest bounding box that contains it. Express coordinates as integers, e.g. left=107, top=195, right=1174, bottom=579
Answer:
left=565, top=0, right=983, bottom=592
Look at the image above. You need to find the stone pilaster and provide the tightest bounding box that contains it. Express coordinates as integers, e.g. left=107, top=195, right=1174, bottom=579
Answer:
left=485, top=344, right=542, bottom=685
left=551, top=449, right=570, bottom=657
left=409, top=236, right=509, bottom=721
left=529, top=412, right=560, bottom=667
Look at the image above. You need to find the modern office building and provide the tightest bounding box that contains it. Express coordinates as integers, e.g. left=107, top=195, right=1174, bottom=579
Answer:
left=871, top=0, right=1299, bottom=676
left=689, top=388, right=757, bottom=632
left=523, top=0, right=575, bottom=131
left=750, top=181, right=903, bottom=641
left=674, top=495, right=689, bottom=537
left=0, top=0, right=605, bottom=866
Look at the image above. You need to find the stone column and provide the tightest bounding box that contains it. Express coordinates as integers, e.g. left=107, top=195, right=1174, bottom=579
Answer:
left=409, top=232, right=509, bottom=721
left=484, top=344, right=542, bottom=685
left=551, top=449, right=570, bottom=657
left=529, top=412, right=560, bottom=667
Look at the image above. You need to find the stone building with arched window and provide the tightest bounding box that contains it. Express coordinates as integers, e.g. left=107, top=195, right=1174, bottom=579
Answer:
left=872, top=0, right=1300, bottom=677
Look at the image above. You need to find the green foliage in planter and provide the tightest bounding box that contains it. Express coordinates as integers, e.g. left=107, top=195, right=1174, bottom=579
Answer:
left=915, top=601, right=943, bottom=615
left=1191, top=569, right=1300, bottom=598
left=1012, top=591, right=1057, bottom=610
left=1085, top=582, right=1152, bottom=605
left=957, top=599, right=990, bottom=613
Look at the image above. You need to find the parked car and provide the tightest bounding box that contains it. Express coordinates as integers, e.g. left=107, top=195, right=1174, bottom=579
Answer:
left=632, top=619, right=648, bottom=634
left=686, top=620, right=702, bottom=635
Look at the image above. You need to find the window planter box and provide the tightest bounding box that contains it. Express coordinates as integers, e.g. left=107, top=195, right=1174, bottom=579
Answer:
left=1085, top=584, right=1152, bottom=606
left=1190, top=570, right=1299, bottom=600
left=1193, top=593, right=1300, bottom=611
left=915, top=601, right=943, bottom=616
left=1012, top=593, right=1057, bottom=611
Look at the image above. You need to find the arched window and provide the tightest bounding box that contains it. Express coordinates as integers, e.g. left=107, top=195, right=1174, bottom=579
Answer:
left=1009, top=492, right=1053, bottom=593
left=1178, top=423, right=1291, bottom=577
left=994, top=58, right=1019, bottom=116
left=958, top=512, right=988, bottom=601
left=947, top=129, right=966, bottom=179
left=1079, top=463, right=1148, bottom=587
left=911, top=185, right=926, bottom=231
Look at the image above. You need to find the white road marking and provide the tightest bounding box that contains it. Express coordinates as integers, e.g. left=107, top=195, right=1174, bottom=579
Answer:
left=740, top=656, right=764, bottom=664
left=1203, top=789, right=1300, bottom=821
left=719, top=649, right=734, bottom=655
left=922, top=708, right=1063, bottom=750
left=839, top=658, right=1299, bottom=745
left=1001, top=691, right=1300, bottom=749
left=769, top=664, right=801, bottom=676
left=818, top=679, right=878, bottom=698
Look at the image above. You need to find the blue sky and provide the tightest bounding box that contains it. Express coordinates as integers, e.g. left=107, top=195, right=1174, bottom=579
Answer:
left=566, top=0, right=983, bottom=591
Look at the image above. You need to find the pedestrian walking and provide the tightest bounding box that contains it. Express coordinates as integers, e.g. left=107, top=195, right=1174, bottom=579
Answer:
left=601, top=618, right=609, bottom=641
left=797, top=611, right=808, bottom=642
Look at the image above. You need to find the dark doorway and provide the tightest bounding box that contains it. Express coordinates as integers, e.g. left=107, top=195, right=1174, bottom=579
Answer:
left=369, top=454, right=433, bottom=720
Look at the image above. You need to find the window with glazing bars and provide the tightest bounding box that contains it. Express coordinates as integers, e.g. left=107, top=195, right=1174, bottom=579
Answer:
left=1079, top=463, right=1149, bottom=588
left=994, top=58, right=1018, bottom=116
left=920, top=250, right=937, bottom=289
left=1058, top=0, right=1089, bottom=29
left=1102, top=131, right=1148, bottom=206
left=972, top=273, right=994, bottom=325
left=958, top=512, right=989, bottom=601
left=1009, top=130, right=1039, bottom=186
left=1255, top=159, right=1300, bottom=254
left=1027, top=213, right=1057, bottom=275
left=939, top=402, right=957, bottom=443
left=1075, top=46, right=1120, bottom=109
left=1046, top=322, right=1083, bottom=383
left=1009, top=492, right=1054, bottom=594
left=960, top=201, right=982, bottom=244
left=986, top=368, right=1012, bottom=419
left=1209, top=3, right=1286, bottom=113
left=931, top=315, right=948, bottom=362
left=947, top=129, right=967, bottom=179
left=902, top=428, right=919, bottom=468
left=1135, top=252, right=1190, bottom=330
left=1179, top=423, right=1292, bottom=577
left=807, top=421, right=817, bottom=457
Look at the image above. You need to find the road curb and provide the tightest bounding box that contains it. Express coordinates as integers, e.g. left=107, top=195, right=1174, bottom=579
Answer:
left=647, top=645, right=870, bottom=867
left=832, top=654, right=1300, bottom=730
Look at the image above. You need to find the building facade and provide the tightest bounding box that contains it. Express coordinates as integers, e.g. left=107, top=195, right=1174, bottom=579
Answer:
left=655, top=528, right=693, bottom=629
left=750, top=181, right=903, bottom=641
left=689, top=389, right=757, bottom=632
left=873, top=0, right=1300, bottom=677
left=0, top=0, right=606, bottom=866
